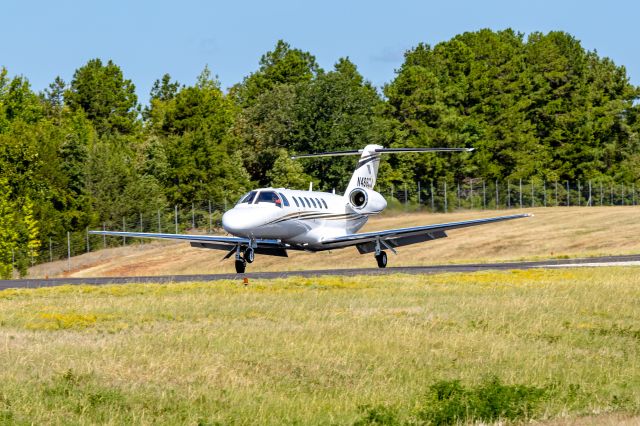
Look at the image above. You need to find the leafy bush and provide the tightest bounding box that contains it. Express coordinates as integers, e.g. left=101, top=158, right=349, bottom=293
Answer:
left=415, top=377, right=547, bottom=425
left=353, top=404, right=401, bottom=425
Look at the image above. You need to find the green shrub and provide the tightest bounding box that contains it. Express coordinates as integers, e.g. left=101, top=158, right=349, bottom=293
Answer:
left=353, top=404, right=401, bottom=425
left=415, top=377, right=547, bottom=425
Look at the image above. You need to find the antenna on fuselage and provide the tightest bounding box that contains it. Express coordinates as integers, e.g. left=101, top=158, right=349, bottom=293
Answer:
left=309, top=182, right=313, bottom=191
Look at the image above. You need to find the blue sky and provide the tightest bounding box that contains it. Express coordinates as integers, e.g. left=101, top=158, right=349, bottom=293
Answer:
left=2, top=0, right=639, bottom=103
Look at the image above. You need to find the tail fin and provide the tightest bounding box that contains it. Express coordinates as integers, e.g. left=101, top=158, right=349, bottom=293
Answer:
left=344, top=144, right=383, bottom=194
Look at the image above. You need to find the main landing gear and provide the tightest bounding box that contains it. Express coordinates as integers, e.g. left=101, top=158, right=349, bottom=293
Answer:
left=235, top=247, right=255, bottom=274
left=375, top=250, right=388, bottom=268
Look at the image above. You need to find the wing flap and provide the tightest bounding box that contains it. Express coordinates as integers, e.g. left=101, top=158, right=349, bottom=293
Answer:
left=355, top=231, right=448, bottom=254
left=322, top=214, right=531, bottom=251
left=89, top=230, right=285, bottom=252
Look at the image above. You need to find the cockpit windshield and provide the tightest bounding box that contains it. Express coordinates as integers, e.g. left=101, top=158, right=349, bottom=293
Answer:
left=256, top=191, right=282, bottom=207
left=237, top=191, right=257, bottom=205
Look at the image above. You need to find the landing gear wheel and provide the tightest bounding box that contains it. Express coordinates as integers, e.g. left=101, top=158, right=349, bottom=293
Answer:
left=375, top=251, right=388, bottom=268
left=244, top=247, right=255, bottom=263
left=235, top=259, right=247, bottom=273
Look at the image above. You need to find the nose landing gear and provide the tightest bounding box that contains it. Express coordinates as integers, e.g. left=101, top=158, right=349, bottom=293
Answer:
left=234, top=246, right=255, bottom=273
left=235, top=258, right=246, bottom=273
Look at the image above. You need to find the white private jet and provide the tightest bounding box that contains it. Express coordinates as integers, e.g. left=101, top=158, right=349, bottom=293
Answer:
left=90, top=145, right=530, bottom=273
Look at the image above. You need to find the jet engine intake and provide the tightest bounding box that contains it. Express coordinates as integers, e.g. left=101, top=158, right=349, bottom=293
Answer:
left=348, top=188, right=387, bottom=214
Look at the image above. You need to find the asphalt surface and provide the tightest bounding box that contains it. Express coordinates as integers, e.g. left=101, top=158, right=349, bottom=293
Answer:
left=2, top=254, right=640, bottom=290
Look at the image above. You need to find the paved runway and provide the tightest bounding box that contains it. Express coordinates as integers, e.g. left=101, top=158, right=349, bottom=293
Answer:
left=2, top=254, right=639, bottom=290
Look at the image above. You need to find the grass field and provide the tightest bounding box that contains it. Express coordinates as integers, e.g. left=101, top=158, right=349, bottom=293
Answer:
left=28, top=206, right=640, bottom=278
left=1, top=267, right=640, bottom=424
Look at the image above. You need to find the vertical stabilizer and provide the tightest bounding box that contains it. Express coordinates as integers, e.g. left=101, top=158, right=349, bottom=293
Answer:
left=344, top=144, right=383, bottom=195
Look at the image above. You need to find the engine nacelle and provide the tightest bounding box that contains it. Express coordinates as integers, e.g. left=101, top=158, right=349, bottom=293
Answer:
left=347, top=188, right=387, bottom=214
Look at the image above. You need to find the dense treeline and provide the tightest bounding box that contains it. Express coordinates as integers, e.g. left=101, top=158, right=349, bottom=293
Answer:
left=0, top=29, right=639, bottom=276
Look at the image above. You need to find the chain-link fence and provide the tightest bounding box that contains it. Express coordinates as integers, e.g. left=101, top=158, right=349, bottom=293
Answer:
left=9, top=179, right=640, bottom=277
left=384, top=179, right=638, bottom=211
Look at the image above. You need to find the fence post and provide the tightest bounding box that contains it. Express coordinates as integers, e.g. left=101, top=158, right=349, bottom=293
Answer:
left=457, top=182, right=461, bottom=209
left=86, top=227, right=90, bottom=253
left=566, top=181, right=570, bottom=206
left=622, top=184, right=625, bottom=206
left=610, top=183, right=614, bottom=206
left=577, top=181, right=581, bottom=207
left=495, top=179, right=499, bottom=209
left=633, top=183, right=636, bottom=206
left=444, top=181, right=448, bottom=213
left=555, top=181, right=558, bottom=207
left=417, top=181, right=421, bottom=205
left=531, top=180, right=534, bottom=208
left=600, top=181, right=603, bottom=206
left=122, top=217, right=126, bottom=246
left=140, top=212, right=143, bottom=232
left=208, top=200, right=212, bottom=233
left=588, top=181, right=592, bottom=206
left=507, top=181, right=511, bottom=209
left=103, top=223, right=106, bottom=248
left=482, top=180, right=486, bottom=210
left=404, top=183, right=408, bottom=208
left=174, top=205, right=178, bottom=234
left=191, top=203, right=195, bottom=229
left=430, top=182, right=434, bottom=211
left=157, top=210, right=161, bottom=233
left=519, top=179, right=522, bottom=208
left=543, top=181, right=547, bottom=207
left=67, top=231, right=71, bottom=272
left=470, top=180, right=474, bottom=209
left=49, top=237, right=52, bottom=263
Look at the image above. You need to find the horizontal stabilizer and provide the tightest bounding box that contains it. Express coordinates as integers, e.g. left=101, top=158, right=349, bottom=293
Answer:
left=291, top=147, right=473, bottom=159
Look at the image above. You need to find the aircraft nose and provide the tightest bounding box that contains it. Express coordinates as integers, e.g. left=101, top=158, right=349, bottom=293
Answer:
left=222, top=208, right=260, bottom=236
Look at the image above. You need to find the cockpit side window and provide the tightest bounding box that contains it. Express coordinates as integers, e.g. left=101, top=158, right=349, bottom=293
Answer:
left=237, top=191, right=257, bottom=205
left=278, top=192, right=290, bottom=207
left=256, top=191, right=282, bottom=207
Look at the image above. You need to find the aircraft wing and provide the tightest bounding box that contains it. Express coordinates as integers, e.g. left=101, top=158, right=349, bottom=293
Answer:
left=319, top=213, right=531, bottom=254
left=88, top=231, right=289, bottom=257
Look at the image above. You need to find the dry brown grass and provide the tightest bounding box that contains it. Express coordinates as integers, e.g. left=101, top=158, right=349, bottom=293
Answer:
left=28, top=206, right=640, bottom=278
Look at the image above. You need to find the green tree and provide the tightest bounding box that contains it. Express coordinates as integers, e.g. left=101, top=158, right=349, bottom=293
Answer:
left=231, top=40, right=321, bottom=107
left=65, top=59, right=139, bottom=136
left=0, top=179, right=18, bottom=279
left=266, top=149, right=316, bottom=189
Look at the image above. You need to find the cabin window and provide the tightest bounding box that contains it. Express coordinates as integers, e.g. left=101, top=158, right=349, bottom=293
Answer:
left=292, top=196, right=299, bottom=207
left=237, top=191, right=257, bottom=205
left=278, top=192, right=290, bottom=207
left=310, top=198, right=317, bottom=208
left=315, top=198, right=322, bottom=208
left=321, top=199, right=328, bottom=209
left=256, top=191, right=282, bottom=207
left=303, top=197, right=311, bottom=208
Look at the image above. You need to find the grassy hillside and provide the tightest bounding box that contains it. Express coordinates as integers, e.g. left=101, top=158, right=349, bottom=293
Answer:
left=1, top=268, right=639, bottom=424
left=28, top=206, right=640, bottom=278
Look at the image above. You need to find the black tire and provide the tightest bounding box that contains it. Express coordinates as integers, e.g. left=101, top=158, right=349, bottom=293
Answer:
left=235, top=259, right=246, bottom=273
left=244, top=247, right=255, bottom=263
left=376, top=251, right=387, bottom=268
